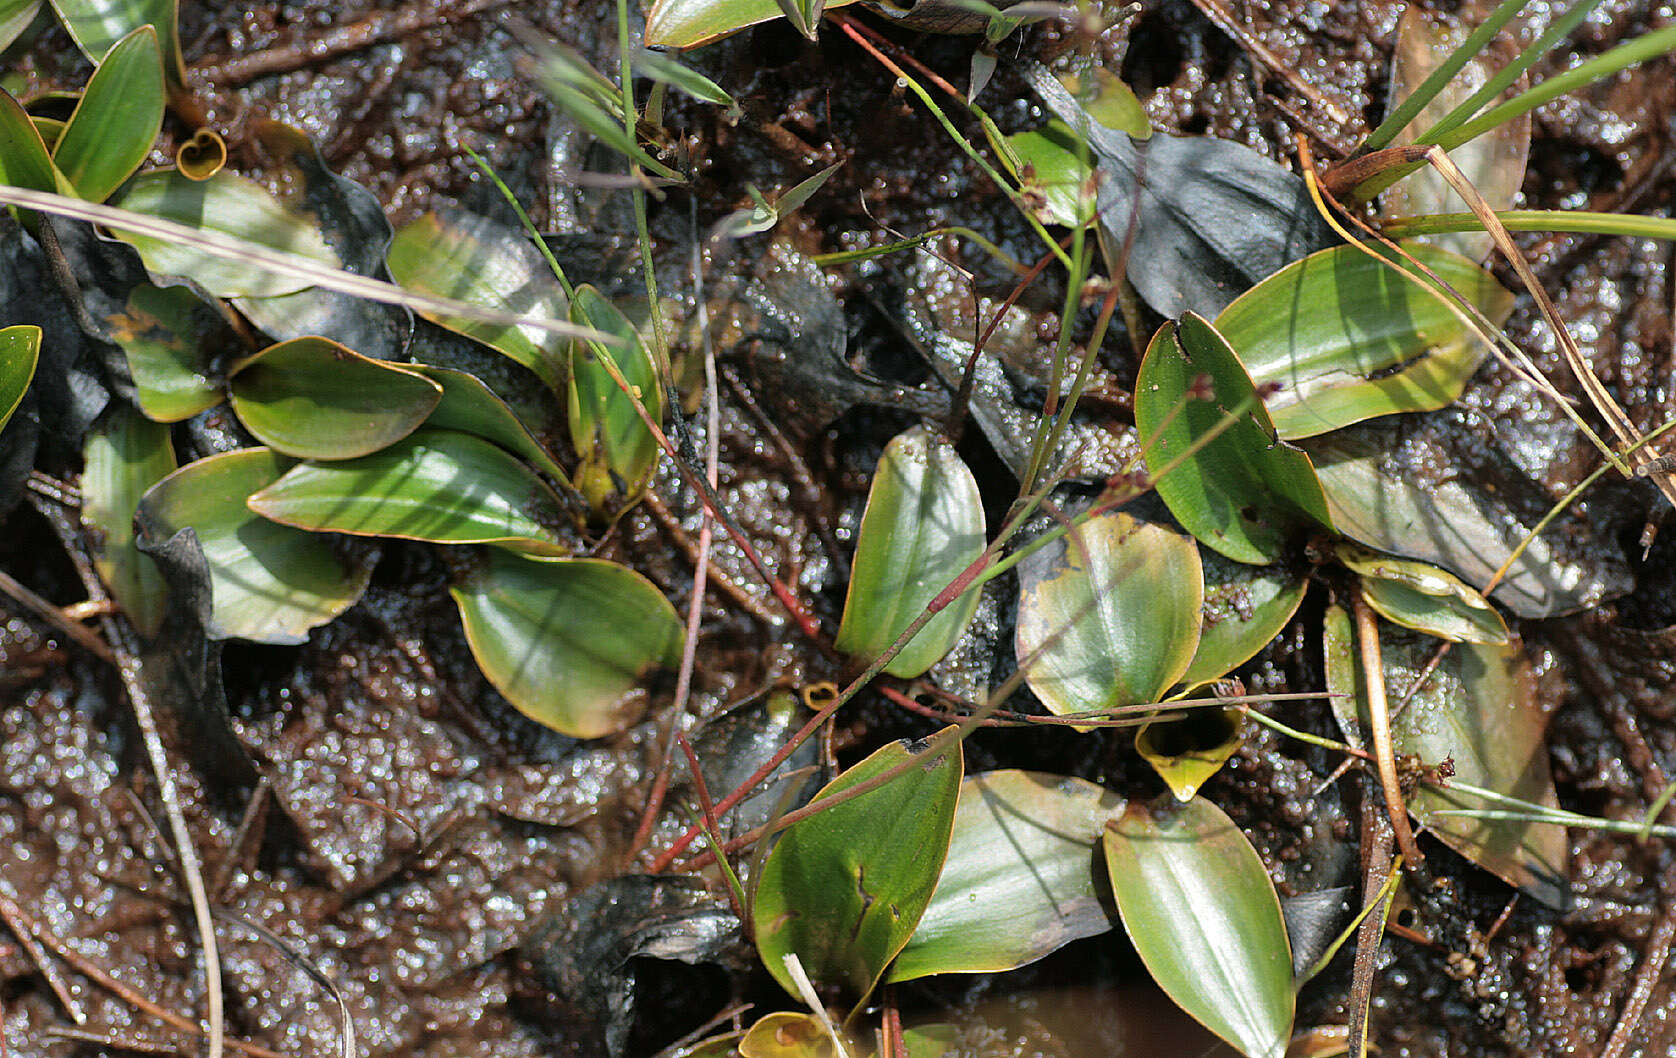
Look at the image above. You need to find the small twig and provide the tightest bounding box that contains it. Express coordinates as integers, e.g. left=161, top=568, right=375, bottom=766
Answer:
left=213, top=907, right=358, bottom=1058
left=41, top=1028, right=182, bottom=1054
left=0, top=890, right=87, bottom=1024
left=1183, top=0, right=1354, bottom=131
left=0, top=569, right=115, bottom=664
left=210, top=781, right=272, bottom=901
left=1353, top=592, right=1423, bottom=867
left=1600, top=866, right=1676, bottom=1058
left=1348, top=801, right=1397, bottom=1058
left=639, top=491, right=780, bottom=626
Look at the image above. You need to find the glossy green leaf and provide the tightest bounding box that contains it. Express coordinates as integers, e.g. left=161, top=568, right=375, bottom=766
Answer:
left=0, top=1, right=42, bottom=53
left=1214, top=243, right=1514, bottom=440
left=136, top=447, right=371, bottom=644
left=1005, top=122, right=1096, bottom=227
left=1180, top=548, right=1308, bottom=688
left=754, top=733, right=962, bottom=1003
left=408, top=364, right=569, bottom=483
left=1135, top=313, right=1332, bottom=565
left=246, top=429, right=570, bottom=557
left=1015, top=510, right=1202, bottom=719
left=48, top=0, right=184, bottom=82
left=104, top=282, right=224, bottom=422
left=110, top=169, right=338, bottom=297
left=1104, top=796, right=1293, bottom=1058
left=1335, top=542, right=1508, bottom=645
left=0, top=324, right=40, bottom=436
left=890, top=770, right=1123, bottom=982
left=81, top=405, right=173, bottom=636
left=449, top=551, right=683, bottom=739
left=1135, top=708, right=1245, bottom=802
left=228, top=337, right=441, bottom=460
left=737, top=1013, right=853, bottom=1058
left=1323, top=606, right=1565, bottom=907
left=387, top=210, right=569, bottom=390
left=51, top=24, right=162, bottom=203
left=567, top=285, right=663, bottom=516
left=644, top=0, right=859, bottom=49
left=834, top=425, right=985, bottom=678
left=0, top=86, right=65, bottom=196
left=632, top=48, right=738, bottom=116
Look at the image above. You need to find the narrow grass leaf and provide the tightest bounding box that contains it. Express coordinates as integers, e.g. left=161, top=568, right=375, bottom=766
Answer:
left=1104, top=796, right=1294, bottom=1058
left=890, top=770, right=1123, bottom=982
left=0, top=324, right=40, bottom=435
left=82, top=405, right=173, bottom=636
left=229, top=336, right=442, bottom=460
left=1135, top=314, right=1332, bottom=565
left=450, top=551, right=683, bottom=739
left=753, top=732, right=962, bottom=1002
left=135, top=447, right=371, bottom=643
left=51, top=24, right=163, bottom=203
left=834, top=425, right=985, bottom=678
left=1015, top=510, right=1202, bottom=719
left=1215, top=243, right=1513, bottom=440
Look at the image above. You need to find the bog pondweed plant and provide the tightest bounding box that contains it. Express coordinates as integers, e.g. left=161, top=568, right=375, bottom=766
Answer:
left=3, top=0, right=1676, bottom=1055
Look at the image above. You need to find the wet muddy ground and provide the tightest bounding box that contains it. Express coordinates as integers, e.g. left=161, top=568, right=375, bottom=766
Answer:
left=3, top=0, right=1676, bottom=1055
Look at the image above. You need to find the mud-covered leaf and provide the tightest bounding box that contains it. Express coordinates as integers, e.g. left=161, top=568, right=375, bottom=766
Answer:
left=0, top=324, right=40, bottom=435
left=1104, top=796, right=1293, bottom=1058
left=1135, top=707, right=1245, bottom=802
left=388, top=209, right=569, bottom=390
left=0, top=86, right=65, bottom=196
left=48, top=0, right=184, bottom=81
left=753, top=732, right=962, bottom=1003
left=835, top=425, right=985, bottom=678
left=105, top=282, right=228, bottom=422
left=1214, top=243, right=1513, bottom=439
left=1135, top=313, right=1332, bottom=565
left=110, top=169, right=338, bottom=297
left=81, top=406, right=173, bottom=636
left=408, top=364, right=568, bottom=483
left=567, top=285, right=663, bottom=516
left=1016, top=509, right=1202, bottom=718
left=1026, top=61, right=1336, bottom=318
left=247, top=429, right=570, bottom=557
left=1306, top=416, right=1630, bottom=619
left=1336, top=542, right=1509, bottom=645
left=891, top=770, right=1123, bottom=982
left=228, top=336, right=441, bottom=460
left=135, top=447, right=370, bottom=643
left=1180, top=548, right=1308, bottom=687
left=51, top=25, right=162, bottom=203
left=1323, top=606, right=1565, bottom=906
left=450, top=551, right=682, bottom=739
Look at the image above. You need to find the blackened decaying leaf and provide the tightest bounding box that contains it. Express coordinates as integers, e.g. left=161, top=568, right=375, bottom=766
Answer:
left=1280, top=887, right=1355, bottom=981
left=517, top=875, right=745, bottom=1058
left=1025, top=62, right=1338, bottom=318
left=676, top=692, right=825, bottom=849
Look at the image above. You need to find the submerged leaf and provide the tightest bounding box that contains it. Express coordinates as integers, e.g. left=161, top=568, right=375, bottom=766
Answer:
left=1215, top=242, right=1513, bottom=439
left=81, top=405, right=173, bottom=636
left=1015, top=510, right=1202, bottom=719
left=1135, top=314, right=1332, bottom=565
left=135, top=447, right=370, bottom=644
left=1104, top=796, right=1293, bottom=1058
left=247, top=429, right=571, bottom=556
left=835, top=425, right=985, bottom=678
left=229, top=336, right=441, bottom=460
left=891, top=770, right=1123, bottom=982
left=450, top=551, right=683, bottom=739
left=753, top=732, right=962, bottom=1003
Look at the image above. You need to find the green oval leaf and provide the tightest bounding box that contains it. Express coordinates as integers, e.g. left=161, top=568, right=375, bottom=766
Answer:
left=48, top=0, right=185, bottom=82
left=104, top=282, right=226, bottom=422
left=0, top=324, right=41, bottom=435
left=1004, top=122, right=1097, bottom=228
left=1135, top=313, right=1332, bottom=565
left=449, top=551, right=683, bottom=739
left=890, top=770, right=1123, bottom=983
left=644, top=0, right=857, bottom=50
left=81, top=405, right=173, bottom=636
left=1015, top=510, right=1202, bottom=719
left=1103, top=796, right=1294, bottom=1058
left=0, top=2, right=43, bottom=54
left=1180, top=547, right=1308, bottom=688
left=387, top=210, right=569, bottom=390
left=246, top=429, right=571, bottom=556
left=110, top=169, right=339, bottom=297
left=1335, top=542, right=1509, bottom=645
left=567, top=285, right=664, bottom=516
left=408, top=363, right=569, bottom=483
left=753, top=732, right=962, bottom=1004
left=0, top=86, right=65, bottom=196
left=1215, top=243, right=1514, bottom=440
left=1323, top=606, right=1565, bottom=906
left=135, top=447, right=371, bottom=644
left=51, top=24, right=163, bottom=203
left=228, top=336, right=442, bottom=460
left=834, top=425, right=985, bottom=678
